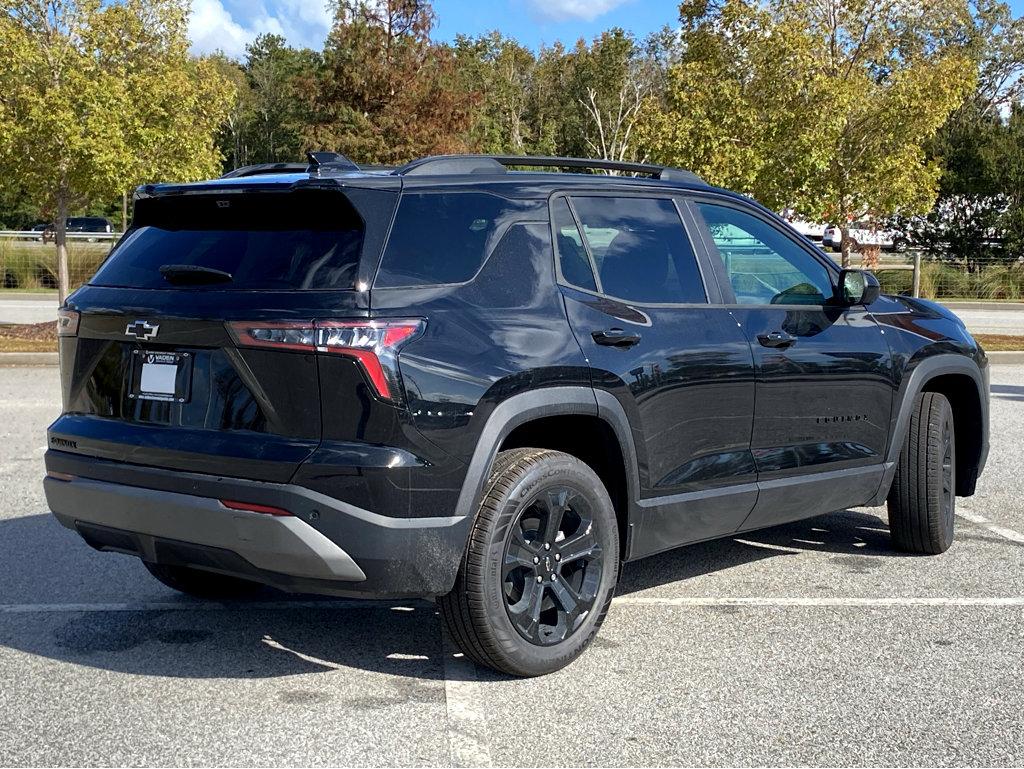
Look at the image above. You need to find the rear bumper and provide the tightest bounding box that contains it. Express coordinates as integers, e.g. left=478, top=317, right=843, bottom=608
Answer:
left=44, top=451, right=472, bottom=598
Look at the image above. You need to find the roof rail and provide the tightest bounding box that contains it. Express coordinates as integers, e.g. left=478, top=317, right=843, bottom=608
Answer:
left=393, top=154, right=704, bottom=184
left=220, top=162, right=309, bottom=179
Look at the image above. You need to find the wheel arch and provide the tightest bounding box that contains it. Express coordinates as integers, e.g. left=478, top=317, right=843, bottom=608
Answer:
left=454, top=387, right=640, bottom=561
left=869, top=354, right=989, bottom=505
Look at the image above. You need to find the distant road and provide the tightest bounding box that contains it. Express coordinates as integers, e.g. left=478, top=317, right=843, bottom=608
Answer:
left=0, top=294, right=1021, bottom=334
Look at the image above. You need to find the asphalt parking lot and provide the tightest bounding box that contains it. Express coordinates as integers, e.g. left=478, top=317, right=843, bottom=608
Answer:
left=0, top=366, right=1022, bottom=767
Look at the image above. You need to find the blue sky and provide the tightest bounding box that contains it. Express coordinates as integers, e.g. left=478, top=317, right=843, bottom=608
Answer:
left=189, top=0, right=682, bottom=58
left=188, top=0, right=1024, bottom=59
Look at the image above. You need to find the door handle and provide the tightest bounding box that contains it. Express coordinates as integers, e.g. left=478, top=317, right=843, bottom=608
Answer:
left=757, top=330, right=796, bottom=349
left=592, top=328, right=642, bottom=348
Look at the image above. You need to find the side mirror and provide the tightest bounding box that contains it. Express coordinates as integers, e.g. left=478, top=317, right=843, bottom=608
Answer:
left=837, top=269, right=880, bottom=306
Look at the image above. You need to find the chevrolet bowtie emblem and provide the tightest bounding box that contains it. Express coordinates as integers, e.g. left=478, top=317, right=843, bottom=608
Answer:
left=125, top=320, right=159, bottom=341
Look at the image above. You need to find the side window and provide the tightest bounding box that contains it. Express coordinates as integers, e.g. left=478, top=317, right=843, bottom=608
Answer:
left=552, top=197, right=597, bottom=292
left=570, top=196, right=706, bottom=304
left=376, top=192, right=542, bottom=287
left=694, top=203, right=834, bottom=306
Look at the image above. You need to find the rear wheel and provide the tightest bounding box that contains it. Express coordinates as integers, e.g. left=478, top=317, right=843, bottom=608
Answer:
left=439, top=448, right=619, bottom=676
left=143, top=562, right=265, bottom=599
left=887, top=392, right=956, bottom=554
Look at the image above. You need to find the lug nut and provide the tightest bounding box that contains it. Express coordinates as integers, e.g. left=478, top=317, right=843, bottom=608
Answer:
left=544, top=543, right=551, bottom=551
left=533, top=556, right=539, bottom=564
left=536, top=575, right=543, bottom=583
left=551, top=574, right=557, bottom=581
left=554, top=553, right=561, bottom=561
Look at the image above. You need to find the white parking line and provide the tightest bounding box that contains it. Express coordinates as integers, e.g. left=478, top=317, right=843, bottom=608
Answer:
left=615, top=596, right=1024, bottom=607
left=957, top=511, right=1024, bottom=545
left=441, top=635, right=493, bottom=768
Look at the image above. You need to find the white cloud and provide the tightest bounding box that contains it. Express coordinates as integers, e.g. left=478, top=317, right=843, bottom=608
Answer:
left=525, top=0, right=632, bottom=22
left=189, top=0, right=332, bottom=59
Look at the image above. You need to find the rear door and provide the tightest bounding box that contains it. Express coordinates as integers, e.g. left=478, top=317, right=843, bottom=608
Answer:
left=686, top=198, right=895, bottom=530
left=51, top=183, right=398, bottom=482
left=553, top=192, right=757, bottom=558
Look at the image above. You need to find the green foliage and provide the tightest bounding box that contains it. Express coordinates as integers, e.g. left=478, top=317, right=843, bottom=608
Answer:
left=0, top=0, right=234, bottom=299
left=641, top=0, right=976, bottom=263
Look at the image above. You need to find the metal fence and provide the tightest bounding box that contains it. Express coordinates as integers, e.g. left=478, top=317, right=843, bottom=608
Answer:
left=0, top=232, right=116, bottom=291
left=824, top=248, right=1024, bottom=301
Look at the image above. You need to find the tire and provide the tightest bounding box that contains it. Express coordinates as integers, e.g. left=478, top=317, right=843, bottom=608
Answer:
left=143, top=562, right=265, bottom=599
left=887, top=392, right=956, bottom=554
left=439, top=448, right=620, bottom=676
left=893, top=237, right=909, bottom=253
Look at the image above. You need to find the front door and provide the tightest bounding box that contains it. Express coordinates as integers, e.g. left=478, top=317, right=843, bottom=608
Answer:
left=687, top=199, right=895, bottom=530
left=551, top=194, right=758, bottom=558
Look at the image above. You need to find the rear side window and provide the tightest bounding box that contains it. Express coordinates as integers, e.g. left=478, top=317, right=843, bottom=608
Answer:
left=375, top=192, right=544, bottom=287
left=570, top=196, right=706, bottom=304
left=90, top=190, right=364, bottom=290
left=552, top=197, right=597, bottom=292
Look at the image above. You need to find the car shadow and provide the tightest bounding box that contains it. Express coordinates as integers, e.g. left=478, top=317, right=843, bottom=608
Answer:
left=0, top=507, right=901, bottom=682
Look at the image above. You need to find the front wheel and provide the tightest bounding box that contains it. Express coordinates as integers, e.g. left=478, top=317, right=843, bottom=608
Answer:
left=439, top=448, right=619, bottom=676
left=887, top=392, right=956, bottom=554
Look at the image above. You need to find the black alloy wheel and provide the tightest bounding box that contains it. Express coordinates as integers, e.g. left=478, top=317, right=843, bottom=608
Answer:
left=439, top=448, right=619, bottom=676
left=502, top=486, right=604, bottom=646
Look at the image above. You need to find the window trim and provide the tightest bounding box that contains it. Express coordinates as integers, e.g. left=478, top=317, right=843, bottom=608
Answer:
left=548, top=189, right=711, bottom=308
left=683, top=194, right=841, bottom=309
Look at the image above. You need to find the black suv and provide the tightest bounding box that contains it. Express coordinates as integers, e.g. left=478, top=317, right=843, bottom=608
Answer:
left=45, top=154, right=989, bottom=676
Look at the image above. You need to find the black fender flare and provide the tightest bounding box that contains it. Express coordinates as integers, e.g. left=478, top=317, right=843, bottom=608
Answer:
left=453, top=386, right=642, bottom=541
left=867, top=353, right=989, bottom=506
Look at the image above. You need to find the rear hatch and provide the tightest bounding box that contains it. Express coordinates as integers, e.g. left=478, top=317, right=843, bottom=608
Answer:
left=50, top=180, right=399, bottom=482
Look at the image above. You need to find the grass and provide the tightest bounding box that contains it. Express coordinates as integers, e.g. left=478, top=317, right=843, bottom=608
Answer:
left=973, top=334, right=1024, bottom=351
left=0, top=239, right=110, bottom=291
left=0, top=338, right=56, bottom=352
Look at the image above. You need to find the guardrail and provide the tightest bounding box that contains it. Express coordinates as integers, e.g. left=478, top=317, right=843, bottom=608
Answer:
left=0, top=230, right=120, bottom=241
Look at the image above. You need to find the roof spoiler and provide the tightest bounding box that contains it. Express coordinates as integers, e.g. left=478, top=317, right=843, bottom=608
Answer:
left=220, top=152, right=360, bottom=180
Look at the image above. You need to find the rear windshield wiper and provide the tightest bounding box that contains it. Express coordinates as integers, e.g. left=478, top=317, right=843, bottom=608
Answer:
left=159, top=264, right=233, bottom=286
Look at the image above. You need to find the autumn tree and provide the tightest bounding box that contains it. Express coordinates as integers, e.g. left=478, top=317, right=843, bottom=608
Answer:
left=0, top=0, right=234, bottom=301
left=304, top=0, right=475, bottom=165
left=641, top=0, right=977, bottom=265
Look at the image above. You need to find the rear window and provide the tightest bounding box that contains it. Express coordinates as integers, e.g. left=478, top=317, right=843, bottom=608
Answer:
left=374, top=192, right=545, bottom=287
left=90, top=190, right=364, bottom=290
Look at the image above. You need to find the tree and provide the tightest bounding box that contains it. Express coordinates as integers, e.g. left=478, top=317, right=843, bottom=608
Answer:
left=640, top=0, right=976, bottom=265
left=454, top=32, right=537, bottom=154
left=304, top=0, right=475, bottom=165
left=0, top=0, right=234, bottom=301
left=570, top=29, right=661, bottom=164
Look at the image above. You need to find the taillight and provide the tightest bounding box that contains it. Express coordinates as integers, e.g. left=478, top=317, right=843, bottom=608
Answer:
left=57, top=308, right=79, bottom=337
left=227, top=318, right=424, bottom=402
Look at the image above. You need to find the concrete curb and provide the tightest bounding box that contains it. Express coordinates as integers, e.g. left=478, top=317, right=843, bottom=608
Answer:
left=0, top=352, right=58, bottom=366
left=941, top=301, right=1024, bottom=311
left=987, top=351, right=1024, bottom=365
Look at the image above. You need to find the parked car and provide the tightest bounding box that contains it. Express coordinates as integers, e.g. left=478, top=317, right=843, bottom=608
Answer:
left=822, top=221, right=909, bottom=252
left=31, top=217, right=114, bottom=243
left=45, top=153, right=989, bottom=676
left=780, top=209, right=827, bottom=241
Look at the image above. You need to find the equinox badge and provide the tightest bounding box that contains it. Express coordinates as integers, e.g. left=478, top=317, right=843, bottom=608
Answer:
left=125, top=320, right=159, bottom=341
